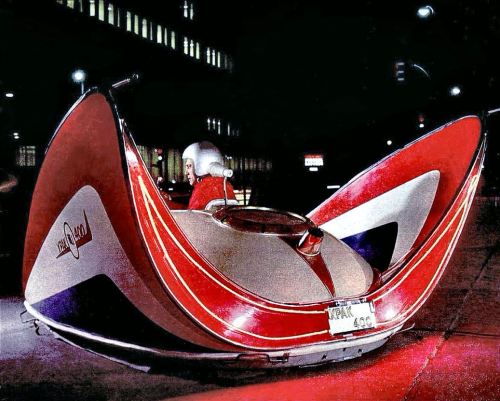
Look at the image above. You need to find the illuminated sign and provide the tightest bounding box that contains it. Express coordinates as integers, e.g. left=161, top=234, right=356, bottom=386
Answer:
left=304, top=154, right=324, bottom=167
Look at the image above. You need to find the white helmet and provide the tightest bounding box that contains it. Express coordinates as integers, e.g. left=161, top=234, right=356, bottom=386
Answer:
left=182, top=141, right=233, bottom=177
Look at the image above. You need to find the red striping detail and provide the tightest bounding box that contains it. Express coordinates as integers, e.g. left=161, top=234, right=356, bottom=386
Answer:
left=370, top=153, right=483, bottom=332
left=125, top=120, right=485, bottom=348
left=299, top=254, right=335, bottom=297
left=309, top=116, right=482, bottom=255
left=25, top=90, right=486, bottom=352
left=23, top=92, right=236, bottom=351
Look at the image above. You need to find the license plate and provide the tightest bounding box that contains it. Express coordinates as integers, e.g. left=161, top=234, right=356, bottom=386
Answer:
left=327, top=301, right=376, bottom=335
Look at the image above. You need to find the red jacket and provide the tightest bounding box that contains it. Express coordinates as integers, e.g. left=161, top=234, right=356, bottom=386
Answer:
left=188, top=176, right=236, bottom=210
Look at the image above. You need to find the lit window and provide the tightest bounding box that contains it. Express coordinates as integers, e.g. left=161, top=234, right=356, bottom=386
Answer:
left=137, top=145, right=151, bottom=171
left=189, top=40, right=194, bottom=57
left=56, top=0, right=63, bottom=4
left=115, top=7, right=121, bottom=27
left=66, top=0, right=75, bottom=9
left=182, top=1, right=194, bottom=20
left=98, top=0, right=105, bottom=21
left=227, top=122, right=231, bottom=136
left=157, top=25, right=163, bottom=44
left=142, top=18, right=148, bottom=38
left=217, top=119, right=221, bottom=135
left=16, top=146, right=36, bottom=167
left=217, top=52, right=221, bottom=68
left=195, top=42, right=200, bottom=59
left=183, top=36, right=189, bottom=55
left=107, top=3, right=114, bottom=25
left=206, top=47, right=211, bottom=64
left=395, top=61, right=405, bottom=83
left=134, top=14, right=140, bottom=35
left=126, top=11, right=132, bottom=31
left=89, top=0, right=96, bottom=17
left=207, top=117, right=211, bottom=130
left=171, top=31, right=176, bottom=49
left=211, top=49, right=216, bottom=66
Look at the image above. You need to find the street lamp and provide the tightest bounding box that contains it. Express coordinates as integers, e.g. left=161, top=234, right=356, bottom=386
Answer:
left=417, top=5, right=435, bottom=19
left=449, top=85, right=462, bottom=96
left=71, top=69, right=87, bottom=94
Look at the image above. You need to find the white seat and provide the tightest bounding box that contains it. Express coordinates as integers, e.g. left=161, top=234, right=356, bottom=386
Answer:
left=171, top=210, right=374, bottom=303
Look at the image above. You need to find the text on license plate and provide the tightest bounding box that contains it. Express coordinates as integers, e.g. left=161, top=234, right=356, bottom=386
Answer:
left=327, top=301, right=376, bottom=335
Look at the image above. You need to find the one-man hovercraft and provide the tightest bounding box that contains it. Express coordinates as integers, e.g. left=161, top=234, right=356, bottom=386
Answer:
left=22, top=78, right=486, bottom=368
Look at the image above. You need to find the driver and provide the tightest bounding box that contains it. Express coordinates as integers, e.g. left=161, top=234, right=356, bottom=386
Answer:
left=182, top=141, right=236, bottom=210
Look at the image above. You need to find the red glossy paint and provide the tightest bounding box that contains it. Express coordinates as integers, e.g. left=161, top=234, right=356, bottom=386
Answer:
left=125, top=105, right=485, bottom=349
left=22, top=92, right=235, bottom=350
left=23, top=90, right=488, bottom=359
left=309, top=117, right=482, bottom=251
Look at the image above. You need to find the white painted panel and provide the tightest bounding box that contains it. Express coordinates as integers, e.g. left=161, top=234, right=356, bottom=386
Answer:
left=320, top=171, right=440, bottom=266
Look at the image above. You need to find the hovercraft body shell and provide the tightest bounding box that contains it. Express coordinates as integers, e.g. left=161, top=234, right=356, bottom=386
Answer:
left=22, top=90, right=485, bottom=367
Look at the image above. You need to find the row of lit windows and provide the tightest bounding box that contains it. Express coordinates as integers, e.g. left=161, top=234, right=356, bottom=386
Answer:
left=55, top=0, right=233, bottom=72
left=16, top=146, right=36, bottom=167
left=137, top=145, right=272, bottom=183
left=225, top=157, right=272, bottom=173
left=207, top=117, right=240, bottom=137
left=183, top=1, right=194, bottom=20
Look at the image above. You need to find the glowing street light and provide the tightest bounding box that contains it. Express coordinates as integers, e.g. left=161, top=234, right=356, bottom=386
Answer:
left=12, top=132, right=20, bottom=140
left=4, top=92, right=14, bottom=98
left=386, top=140, right=393, bottom=146
left=449, top=85, right=462, bottom=96
left=71, top=69, right=87, bottom=94
left=417, top=5, right=435, bottom=19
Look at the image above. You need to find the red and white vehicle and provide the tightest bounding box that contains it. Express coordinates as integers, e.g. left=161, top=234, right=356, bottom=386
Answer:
left=23, top=85, right=485, bottom=368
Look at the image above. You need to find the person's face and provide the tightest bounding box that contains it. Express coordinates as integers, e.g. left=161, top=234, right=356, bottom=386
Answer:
left=185, top=159, right=196, bottom=186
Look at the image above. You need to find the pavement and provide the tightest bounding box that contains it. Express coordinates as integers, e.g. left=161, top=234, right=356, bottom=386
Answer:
left=0, top=197, right=499, bottom=401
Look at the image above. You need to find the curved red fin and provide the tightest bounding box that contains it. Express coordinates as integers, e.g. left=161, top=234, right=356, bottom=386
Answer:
left=308, top=116, right=484, bottom=262
left=22, top=92, right=228, bottom=350
left=23, top=92, right=133, bottom=288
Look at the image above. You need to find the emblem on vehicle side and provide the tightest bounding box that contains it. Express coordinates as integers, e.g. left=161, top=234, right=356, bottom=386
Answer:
left=56, top=210, right=93, bottom=259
